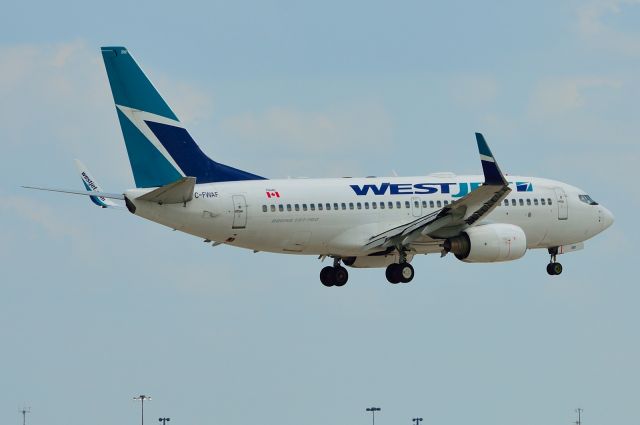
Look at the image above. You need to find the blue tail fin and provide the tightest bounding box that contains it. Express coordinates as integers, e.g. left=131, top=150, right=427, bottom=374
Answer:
left=101, top=46, right=266, bottom=188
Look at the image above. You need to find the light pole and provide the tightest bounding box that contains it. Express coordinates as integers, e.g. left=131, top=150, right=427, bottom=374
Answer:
left=412, top=418, right=423, bottom=425
left=133, top=395, right=151, bottom=425
left=19, top=407, right=30, bottom=425
left=366, top=407, right=381, bottom=425
left=159, top=417, right=170, bottom=425
left=575, top=408, right=583, bottom=425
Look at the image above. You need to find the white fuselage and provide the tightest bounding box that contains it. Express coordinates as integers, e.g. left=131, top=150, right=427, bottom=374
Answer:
left=125, top=174, right=612, bottom=262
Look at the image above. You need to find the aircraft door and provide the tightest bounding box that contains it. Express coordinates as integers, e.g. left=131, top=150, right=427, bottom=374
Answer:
left=411, top=197, right=422, bottom=217
left=232, top=195, right=247, bottom=229
left=554, top=188, right=568, bottom=220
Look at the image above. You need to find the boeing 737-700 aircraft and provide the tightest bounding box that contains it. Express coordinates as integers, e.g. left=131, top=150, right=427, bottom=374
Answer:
left=26, top=46, right=614, bottom=286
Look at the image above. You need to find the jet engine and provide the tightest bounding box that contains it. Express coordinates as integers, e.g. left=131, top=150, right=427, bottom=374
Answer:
left=444, top=223, right=527, bottom=263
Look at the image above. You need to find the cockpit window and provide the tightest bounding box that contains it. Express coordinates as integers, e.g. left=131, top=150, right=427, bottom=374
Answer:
left=579, top=194, right=598, bottom=205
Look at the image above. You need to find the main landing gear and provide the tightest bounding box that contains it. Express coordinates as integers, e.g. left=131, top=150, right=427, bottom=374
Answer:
left=385, top=262, right=414, bottom=284
left=385, top=249, right=414, bottom=284
left=320, top=258, right=349, bottom=287
left=547, top=247, right=563, bottom=275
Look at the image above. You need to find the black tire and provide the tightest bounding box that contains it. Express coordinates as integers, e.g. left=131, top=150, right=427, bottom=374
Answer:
left=334, top=266, right=349, bottom=286
left=386, top=264, right=401, bottom=284
left=399, top=263, right=414, bottom=283
left=546, top=263, right=555, bottom=275
left=552, top=262, right=563, bottom=275
left=320, top=266, right=336, bottom=287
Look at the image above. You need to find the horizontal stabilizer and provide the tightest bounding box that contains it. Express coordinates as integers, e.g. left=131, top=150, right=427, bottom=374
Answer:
left=23, top=186, right=125, bottom=200
left=136, top=177, right=196, bottom=204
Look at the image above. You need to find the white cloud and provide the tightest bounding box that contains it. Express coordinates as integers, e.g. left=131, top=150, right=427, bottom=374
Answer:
left=218, top=102, right=394, bottom=177
left=528, top=76, right=622, bottom=118
left=221, top=102, right=392, bottom=153
left=576, top=0, right=640, bottom=56
left=449, top=75, right=498, bottom=109
left=0, top=40, right=217, bottom=188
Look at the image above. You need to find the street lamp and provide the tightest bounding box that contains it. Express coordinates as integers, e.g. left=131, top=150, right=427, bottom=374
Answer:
left=159, top=418, right=170, bottom=425
left=412, top=418, right=423, bottom=425
left=133, top=395, right=151, bottom=425
left=366, top=407, right=381, bottom=425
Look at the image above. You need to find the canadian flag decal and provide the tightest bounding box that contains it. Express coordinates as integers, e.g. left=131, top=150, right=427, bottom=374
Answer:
left=266, top=190, right=280, bottom=198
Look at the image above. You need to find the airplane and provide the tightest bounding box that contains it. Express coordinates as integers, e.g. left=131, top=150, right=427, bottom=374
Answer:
left=25, top=46, right=614, bottom=286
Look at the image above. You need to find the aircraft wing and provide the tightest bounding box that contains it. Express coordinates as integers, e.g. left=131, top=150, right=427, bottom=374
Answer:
left=363, top=133, right=511, bottom=251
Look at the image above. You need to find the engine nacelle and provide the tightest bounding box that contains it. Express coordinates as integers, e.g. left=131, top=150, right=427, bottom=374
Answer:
left=343, top=253, right=413, bottom=268
left=444, top=223, right=527, bottom=263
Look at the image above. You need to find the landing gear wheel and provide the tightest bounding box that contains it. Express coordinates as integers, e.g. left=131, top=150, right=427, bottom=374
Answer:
left=546, top=263, right=555, bottom=275
left=334, top=266, right=349, bottom=286
left=546, top=262, right=563, bottom=275
left=385, top=264, right=401, bottom=284
left=320, top=266, right=336, bottom=287
left=399, top=263, right=414, bottom=283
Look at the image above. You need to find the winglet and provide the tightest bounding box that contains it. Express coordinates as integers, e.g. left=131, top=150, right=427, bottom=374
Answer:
left=475, top=133, right=507, bottom=185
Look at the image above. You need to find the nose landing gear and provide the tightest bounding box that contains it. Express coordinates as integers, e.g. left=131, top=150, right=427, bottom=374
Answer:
left=547, top=247, right=563, bottom=275
left=319, top=258, right=349, bottom=287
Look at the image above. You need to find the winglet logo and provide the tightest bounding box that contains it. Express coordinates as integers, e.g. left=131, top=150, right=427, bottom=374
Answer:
left=266, top=190, right=280, bottom=198
left=516, top=182, right=533, bottom=192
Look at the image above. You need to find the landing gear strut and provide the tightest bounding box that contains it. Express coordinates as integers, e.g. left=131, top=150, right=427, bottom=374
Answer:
left=385, top=249, right=414, bottom=284
left=547, top=247, right=563, bottom=275
left=320, top=258, right=349, bottom=287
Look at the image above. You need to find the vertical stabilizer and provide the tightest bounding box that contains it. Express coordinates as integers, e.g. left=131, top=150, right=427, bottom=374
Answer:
left=101, top=46, right=265, bottom=188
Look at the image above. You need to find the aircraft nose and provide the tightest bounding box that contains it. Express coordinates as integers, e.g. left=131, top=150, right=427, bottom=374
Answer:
left=601, top=207, right=614, bottom=230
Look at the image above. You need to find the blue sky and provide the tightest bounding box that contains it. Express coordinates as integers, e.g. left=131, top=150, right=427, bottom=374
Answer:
left=1, top=1, right=638, bottom=424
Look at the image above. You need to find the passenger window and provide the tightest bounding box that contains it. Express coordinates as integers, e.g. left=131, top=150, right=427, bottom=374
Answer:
left=389, top=202, right=394, bottom=209
left=287, top=204, right=292, bottom=211
left=295, top=204, right=300, bottom=211
left=357, top=202, right=362, bottom=210
left=326, top=203, right=331, bottom=210
left=380, top=202, right=385, bottom=209
left=526, top=199, right=531, bottom=206
left=302, top=204, right=308, bottom=211
left=436, top=200, right=442, bottom=208
left=548, top=198, right=553, bottom=205
left=349, top=203, right=354, bottom=210
left=503, top=199, right=509, bottom=206
left=364, top=202, right=370, bottom=209
left=405, top=201, right=411, bottom=209
left=519, top=199, right=524, bottom=206
left=422, top=201, right=427, bottom=208
left=541, top=198, right=546, bottom=206
left=534, top=199, right=538, bottom=206
left=372, top=202, right=377, bottom=209
left=312, top=204, right=317, bottom=211
left=511, top=199, right=516, bottom=206
left=262, top=205, right=267, bottom=212
left=429, top=201, right=434, bottom=208
left=270, top=205, right=276, bottom=212
left=413, top=201, right=419, bottom=208
left=444, top=200, right=449, bottom=206
left=278, top=205, right=284, bottom=212
left=341, top=203, right=346, bottom=210
left=333, top=203, right=338, bottom=210
left=396, top=201, right=402, bottom=209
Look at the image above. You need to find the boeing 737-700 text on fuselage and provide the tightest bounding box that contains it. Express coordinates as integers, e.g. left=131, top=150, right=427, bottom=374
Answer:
left=26, top=47, right=614, bottom=286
